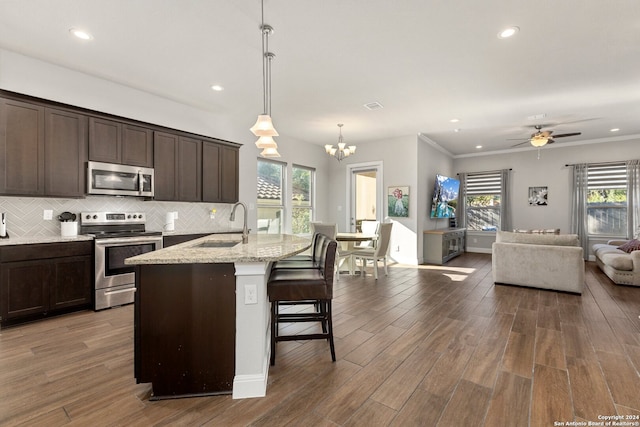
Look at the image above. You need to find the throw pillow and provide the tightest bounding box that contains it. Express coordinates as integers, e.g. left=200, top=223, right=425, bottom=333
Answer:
left=617, top=239, right=640, bottom=253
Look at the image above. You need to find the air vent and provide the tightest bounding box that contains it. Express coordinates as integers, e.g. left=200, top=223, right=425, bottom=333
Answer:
left=363, top=101, right=384, bottom=111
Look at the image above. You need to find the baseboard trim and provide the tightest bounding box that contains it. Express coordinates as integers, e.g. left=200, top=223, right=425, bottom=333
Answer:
left=232, top=354, right=269, bottom=399
left=466, top=247, right=492, bottom=254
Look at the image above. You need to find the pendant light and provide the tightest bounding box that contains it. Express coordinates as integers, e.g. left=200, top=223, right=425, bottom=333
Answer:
left=325, top=124, right=356, bottom=161
left=251, top=0, right=280, bottom=157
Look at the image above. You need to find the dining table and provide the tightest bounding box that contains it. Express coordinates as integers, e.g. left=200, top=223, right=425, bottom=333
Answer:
left=335, top=232, right=378, bottom=274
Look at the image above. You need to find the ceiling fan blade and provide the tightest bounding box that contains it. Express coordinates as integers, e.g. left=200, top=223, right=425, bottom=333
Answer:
left=552, top=132, right=581, bottom=138
left=511, top=140, right=531, bottom=147
left=540, top=131, right=553, bottom=137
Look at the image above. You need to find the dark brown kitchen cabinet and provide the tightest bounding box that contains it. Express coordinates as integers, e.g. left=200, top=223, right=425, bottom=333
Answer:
left=89, top=117, right=153, bottom=167
left=202, top=142, right=239, bottom=203
left=153, top=132, right=202, bottom=202
left=45, top=108, right=88, bottom=197
left=153, top=131, right=179, bottom=200
left=0, top=98, right=45, bottom=195
left=178, top=136, right=202, bottom=202
left=0, top=241, right=93, bottom=327
left=220, top=145, right=239, bottom=203
left=0, top=98, right=88, bottom=198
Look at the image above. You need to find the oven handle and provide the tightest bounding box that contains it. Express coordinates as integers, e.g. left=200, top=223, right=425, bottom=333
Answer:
left=95, top=237, right=163, bottom=246
left=104, top=287, right=136, bottom=295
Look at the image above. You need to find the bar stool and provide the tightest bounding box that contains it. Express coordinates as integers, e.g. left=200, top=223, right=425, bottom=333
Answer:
left=267, top=236, right=337, bottom=365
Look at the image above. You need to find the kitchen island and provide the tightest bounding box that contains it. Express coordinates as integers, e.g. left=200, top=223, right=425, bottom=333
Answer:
left=125, top=233, right=310, bottom=400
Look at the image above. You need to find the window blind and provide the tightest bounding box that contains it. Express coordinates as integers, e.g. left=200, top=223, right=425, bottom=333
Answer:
left=587, top=163, right=626, bottom=190
left=465, top=171, right=502, bottom=195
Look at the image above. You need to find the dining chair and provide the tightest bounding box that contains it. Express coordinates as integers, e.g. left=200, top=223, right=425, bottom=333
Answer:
left=353, top=222, right=393, bottom=279
left=355, top=220, right=379, bottom=249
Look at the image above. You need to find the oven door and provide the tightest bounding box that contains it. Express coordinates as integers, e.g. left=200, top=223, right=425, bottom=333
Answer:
left=94, top=236, right=162, bottom=309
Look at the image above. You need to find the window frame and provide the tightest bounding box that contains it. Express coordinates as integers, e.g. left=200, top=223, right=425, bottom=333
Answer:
left=586, top=162, right=628, bottom=237
left=257, top=158, right=286, bottom=234
left=291, top=164, right=315, bottom=235
left=463, top=171, right=503, bottom=232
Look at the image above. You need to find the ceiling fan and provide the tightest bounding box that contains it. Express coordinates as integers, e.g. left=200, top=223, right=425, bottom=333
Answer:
left=511, top=125, right=582, bottom=148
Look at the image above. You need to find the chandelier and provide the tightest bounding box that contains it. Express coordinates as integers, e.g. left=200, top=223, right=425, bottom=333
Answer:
left=250, top=0, right=280, bottom=158
left=325, top=124, right=356, bottom=161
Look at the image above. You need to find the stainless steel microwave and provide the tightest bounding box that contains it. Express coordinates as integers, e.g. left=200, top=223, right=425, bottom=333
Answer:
left=87, top=161, right=154, bottom=197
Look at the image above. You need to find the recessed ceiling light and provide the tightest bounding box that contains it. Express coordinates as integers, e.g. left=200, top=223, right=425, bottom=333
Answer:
left=476, top=145, right=483, bottom=149
left=210, top=85, right=224, bottom=92
left=610, top=128, right=620, bottom=132
left=69, top=28, right=93, bottom=40
left=498, top=26, right=519, bottom=39
left=450, top=118, right=460, bottom=123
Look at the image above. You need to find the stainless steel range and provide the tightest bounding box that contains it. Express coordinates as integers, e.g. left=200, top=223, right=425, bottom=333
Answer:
left=80, top=212, right=163, bottom=310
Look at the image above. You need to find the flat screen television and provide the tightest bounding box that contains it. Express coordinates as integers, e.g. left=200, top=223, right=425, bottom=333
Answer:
left=430, top=174, right=460, bottom=218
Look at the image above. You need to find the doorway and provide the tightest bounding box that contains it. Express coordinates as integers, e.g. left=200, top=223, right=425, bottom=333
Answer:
left=347, top=162, right=384, bottom=232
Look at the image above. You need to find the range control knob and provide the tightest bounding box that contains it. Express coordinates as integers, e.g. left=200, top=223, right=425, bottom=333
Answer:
left=138, top=214, right=143, bottom=219
left=85, top=214, right=91, bottom=220
left=92, top=215, right=98, bottom=220
left=127, top=214, right=132, bottom=219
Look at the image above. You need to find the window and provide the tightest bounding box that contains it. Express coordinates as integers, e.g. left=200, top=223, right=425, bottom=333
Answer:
left=464, top=171, right=502, bottom=231
left=587, top=163, right=627, bottom=236
left=257, top=159, right=284, bottom=234
left=291, top=165, right=314, bottom=234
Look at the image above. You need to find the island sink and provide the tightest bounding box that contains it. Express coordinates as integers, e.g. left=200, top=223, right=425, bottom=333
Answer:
left=195, top=241, right=239, bottom=248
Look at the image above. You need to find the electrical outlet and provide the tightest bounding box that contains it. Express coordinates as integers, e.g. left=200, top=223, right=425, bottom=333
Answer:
left=244, top=284, right=257, bottom=304
left=210, top=208, right=217, bottom=220
left=396, top=245, right=400, bottom=252
left=43, top=210, right=53, bottom=220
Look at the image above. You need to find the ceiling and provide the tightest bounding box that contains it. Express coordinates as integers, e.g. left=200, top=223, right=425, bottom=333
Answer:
left=1, top=0, right=639, bottom=156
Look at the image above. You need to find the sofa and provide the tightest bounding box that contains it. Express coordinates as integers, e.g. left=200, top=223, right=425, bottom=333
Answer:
left=592, top=239, right=640, bottom=287
left=492, top=231, right=585, bottom=294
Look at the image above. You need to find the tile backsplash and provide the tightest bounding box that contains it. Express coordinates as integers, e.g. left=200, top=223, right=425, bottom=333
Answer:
left=0, top=196, right=238, bottom=237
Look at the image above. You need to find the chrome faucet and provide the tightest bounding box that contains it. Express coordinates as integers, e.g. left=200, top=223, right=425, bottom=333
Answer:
left=230, top=202, right=249, bottom=244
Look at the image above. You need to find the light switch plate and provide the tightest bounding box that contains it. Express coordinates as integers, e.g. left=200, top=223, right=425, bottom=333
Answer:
left=43, top=210, right=53, bottom=220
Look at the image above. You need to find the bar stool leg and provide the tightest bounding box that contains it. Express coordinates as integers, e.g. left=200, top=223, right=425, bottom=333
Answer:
left=270, top=301, right=277, bottom=366
left=327, top=301, right=336, bottom=361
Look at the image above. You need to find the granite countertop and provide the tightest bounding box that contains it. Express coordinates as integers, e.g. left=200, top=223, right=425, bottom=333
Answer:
left=125, top=233, right=311, bottom=265
left=0, top=234, right=94, bottom=246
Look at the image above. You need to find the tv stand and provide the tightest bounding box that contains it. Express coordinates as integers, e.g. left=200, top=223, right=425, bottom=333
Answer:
left=423, top=228, right=466, bottom=265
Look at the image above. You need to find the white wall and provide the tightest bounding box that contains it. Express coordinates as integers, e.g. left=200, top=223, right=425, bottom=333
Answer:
left=0, top=49, right=330, bottom=232
left=418, top=135, right=455, bottom=261
left=321, top=133, right=458, bottom=265
left=453, top=138, right=640, bottom=252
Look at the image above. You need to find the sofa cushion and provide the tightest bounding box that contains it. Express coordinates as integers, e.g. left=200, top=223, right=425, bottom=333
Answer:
left=617, top=239, right=640, bottom=253
left=496, top=231, right=579, bottom=246
left=599, top=251, right=634, bottom=271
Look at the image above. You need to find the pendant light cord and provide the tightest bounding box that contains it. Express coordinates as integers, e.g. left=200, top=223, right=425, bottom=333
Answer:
left=261, top=0, right=267, bottom=115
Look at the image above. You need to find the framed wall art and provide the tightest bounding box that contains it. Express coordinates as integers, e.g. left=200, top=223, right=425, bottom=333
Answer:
left=528, top=186, right=548, bottom=206
left=388, top=186, right=409, bottom=217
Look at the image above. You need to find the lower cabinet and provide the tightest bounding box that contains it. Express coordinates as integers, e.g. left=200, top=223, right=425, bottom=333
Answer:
left=423, top=228, right=466, bottom=265
left=0, top=241, right=92, bottom=326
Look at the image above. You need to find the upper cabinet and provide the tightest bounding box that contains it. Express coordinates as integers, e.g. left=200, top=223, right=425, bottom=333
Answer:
left=0, top=90, right=240, bottom=200
left=0, top=97, right=87, bottom=198
left=89, top=117, right=153, bottom=167
left=153, top=132, right=203, bottom=202
left=156, top=133, right=238, bottom=203
left=44, top=108, right=88, bottom=198
left=203, top=142, right=239, bottom=203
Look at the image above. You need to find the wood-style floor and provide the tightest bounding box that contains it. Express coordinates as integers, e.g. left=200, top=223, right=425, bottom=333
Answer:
left=1, top=253, right=639, bottom=426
